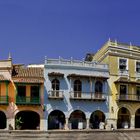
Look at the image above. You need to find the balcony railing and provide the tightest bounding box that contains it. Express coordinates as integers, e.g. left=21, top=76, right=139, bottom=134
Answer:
left=135, top=72, right=140, bottom=80
left=16, top=96, right=40, bottom=105
left=45, top=58, right=108, bottom=70
left=0, top=96, right=9, bottom=104
left=117, top=94, right=140, bottom=102
left=48, top=90, right=64, bottom=100
left=119, top=70, right=129, bottom=77
left=70, top=92, right=106, bottom=101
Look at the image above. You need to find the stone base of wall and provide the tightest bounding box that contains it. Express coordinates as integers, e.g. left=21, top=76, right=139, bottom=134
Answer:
left=0, top=129, right=140, bottom=140
left=106, top=118, right=117, bottom=130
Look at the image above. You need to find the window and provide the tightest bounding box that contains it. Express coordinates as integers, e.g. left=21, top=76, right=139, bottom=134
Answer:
left=17, top=86, right=26, bottom=97
left=95, top=81, right=103, bottom=93
left=136, top=62, right=140, bottom=73
left=136, top=87, right=140, bottom=96
left=119, top=59, right=127, bottom=71
left=31, top=86, right=39, bottom=98
left=74, top=80, right=82, bottom=92
left=52, top=79, right=60, bottom=91
left=74, top=80, right=82, bottom=97
left=120, top=85, right=127, bottom=94
left=51, top=79, right=60, bottom=97
left=31, top=86, right=40, bottom=103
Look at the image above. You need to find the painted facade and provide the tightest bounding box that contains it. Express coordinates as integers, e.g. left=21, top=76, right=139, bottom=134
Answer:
left=92, top=40, right=140, bottom=129
left=44, top=58, right=109, bottom=130
left=0, top=58, right=45, bottom=130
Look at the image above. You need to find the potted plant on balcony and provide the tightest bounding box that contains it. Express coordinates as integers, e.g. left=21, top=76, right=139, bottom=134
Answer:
left=15, top=117, right=23, bottom=130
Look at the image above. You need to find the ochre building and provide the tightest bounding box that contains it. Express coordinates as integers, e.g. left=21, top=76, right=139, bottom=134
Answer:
left=92, top=40, right=140, bottom=129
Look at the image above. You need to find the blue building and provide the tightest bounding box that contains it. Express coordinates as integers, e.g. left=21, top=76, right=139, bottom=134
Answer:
left=44, top=57, right=109, bottom=130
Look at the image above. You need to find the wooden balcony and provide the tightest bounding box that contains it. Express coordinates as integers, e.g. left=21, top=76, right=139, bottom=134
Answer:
left=70, top=92, right=106, bottom=101
left=0, top=96, right=9, bottom=105
left=48, top=90, right=64, bottom=100
left=16, top=96, right=40, bottom=105
left=116, top=94, right=140, bottom=102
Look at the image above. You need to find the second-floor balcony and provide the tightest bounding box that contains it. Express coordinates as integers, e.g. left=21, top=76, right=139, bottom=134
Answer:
left=135, top=72, right=140, bottom=80
left=0, top=96, right=9, bottom=105
left=16, top=96, right=40, bottom=105
left=70, top=92, right=106, bottom=101
left=116, top=94, right=140, bottom=102
left=48, top=90, right=64, bottom=100
left=119, top=70, right=129, bottom=77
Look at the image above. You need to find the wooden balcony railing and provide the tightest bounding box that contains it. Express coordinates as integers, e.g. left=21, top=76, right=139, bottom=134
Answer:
left=116, top=94, right=140, bottom=102
left=48, top=90, right=64, bottom=100
left=70, top=92, right=106, bottom=101
left=0, top=96, right=9, bottom=105
left=16, top=96, right=40, bottom=105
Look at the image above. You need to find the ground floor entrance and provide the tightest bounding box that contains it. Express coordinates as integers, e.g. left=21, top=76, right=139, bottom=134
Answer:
left=69, top=110, right=86, bottom=129
left=15, top=111, right=40, bottom=130
left=90, top=110, right=105, bottom=129
left=117, top=107, right=130, bottom=129
left=48, top=110, right=65, bottom=130
left=0, top=111, right=6, bottom=129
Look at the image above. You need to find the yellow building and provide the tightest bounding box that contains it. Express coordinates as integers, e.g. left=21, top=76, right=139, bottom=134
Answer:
left=0, top=58, right=45, bottom=130
left=92, top=40, right=140, bottom=129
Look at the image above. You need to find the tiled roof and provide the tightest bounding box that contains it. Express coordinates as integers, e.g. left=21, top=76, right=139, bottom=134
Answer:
left=67, top=74, right=109, bottom=79
left=12, top=67, right=44, bottom=83
left=0, top=75, right=9, bottom=81
left=48, top=72, right=64, bottom=77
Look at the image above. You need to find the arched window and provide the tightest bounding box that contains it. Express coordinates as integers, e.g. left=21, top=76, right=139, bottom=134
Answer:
left=95, top=81, right=103, bottom=93
left=52, top=79, right=60, bottom=97
left=52, top=79, right=60, bottom=91
left=74, top=80, right=82, bottom=97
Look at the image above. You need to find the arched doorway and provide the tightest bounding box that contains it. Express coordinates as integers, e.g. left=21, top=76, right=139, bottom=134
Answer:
left=48, top=110, right=65, bottom=130
left=69, top=110, right=86, bottom=129
left=117, top=107, right=130, bottom=129
left=0, top=111, right=6, bottom=129
left=15, top=111, right=40, bottom=130
left=135, top=108, right=140, bottom=128
left=90, top=110, right=105, bottom=129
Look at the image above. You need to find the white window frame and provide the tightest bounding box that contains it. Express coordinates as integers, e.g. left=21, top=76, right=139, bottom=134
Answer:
left=118, top=58, right=128, bottom=71
left=136, top=61, right=140, bottom=73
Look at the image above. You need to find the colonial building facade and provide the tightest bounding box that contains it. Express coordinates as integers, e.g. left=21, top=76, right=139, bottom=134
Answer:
left=92, top=40, right=140, bottom=129
left=44, top=57, right=109, bottom=130
left=0, top=58, right=45, bottom=130
left=2, top=40, right=140, bottom=131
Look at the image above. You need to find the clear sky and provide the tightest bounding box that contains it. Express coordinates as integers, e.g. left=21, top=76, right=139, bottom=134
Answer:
left=0, top=0, right=140, bottom=64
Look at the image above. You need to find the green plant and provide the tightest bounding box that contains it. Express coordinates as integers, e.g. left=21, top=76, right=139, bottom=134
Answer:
left=15, top=117, right=23, bottom=130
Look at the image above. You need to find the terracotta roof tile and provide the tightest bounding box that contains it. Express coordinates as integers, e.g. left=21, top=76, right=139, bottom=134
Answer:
left=12, top=67, right=44, bottom=83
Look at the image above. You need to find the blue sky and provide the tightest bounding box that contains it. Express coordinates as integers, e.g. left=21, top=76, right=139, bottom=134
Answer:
left=0, top=0, right=140, bottom=64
